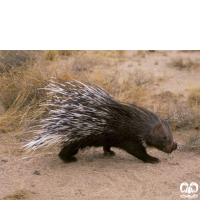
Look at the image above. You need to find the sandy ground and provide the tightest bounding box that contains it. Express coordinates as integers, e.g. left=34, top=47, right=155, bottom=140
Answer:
left=0, top=133, right=199, bottom=200
left=1, top=51, right=200, bottom=200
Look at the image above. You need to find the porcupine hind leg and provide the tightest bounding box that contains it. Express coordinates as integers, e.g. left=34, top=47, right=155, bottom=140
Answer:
left=103, top=145, right=115, bottom=156
left=58, top=145, right=79, bottom=163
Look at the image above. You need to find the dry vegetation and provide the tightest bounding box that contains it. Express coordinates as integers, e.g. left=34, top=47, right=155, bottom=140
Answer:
left=0, top=50, right=200, bottom=151
left=0, top=50, right=40, bottom=72
left=184, top=131, right=200, bottom=154
left=1, top=50, right=200, bottom=200
left=0, top=52, right=71, bottom=133
left=169, top=57, right=200, bottom=70
left=45, top=50, right=72, bottom=60
left=188, top=87, right=200, bottom=105
left=2, top=190, right=28, bottom=200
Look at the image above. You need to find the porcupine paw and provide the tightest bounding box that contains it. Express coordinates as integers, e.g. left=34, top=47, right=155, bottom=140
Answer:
left=104, top=150, right=116, bottom=156
left=59, top=155, right=77, bottom=163
left=144, top=157, right=160, bottom=164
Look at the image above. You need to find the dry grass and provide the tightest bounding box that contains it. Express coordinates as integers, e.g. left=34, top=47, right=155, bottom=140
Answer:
left=188, top=88, right=200, bottom=105
left=0, top=50, right=39, bottom=72
left=132, top=68, right=155, bottom=86
left=116, top=68, right=155, bottom=105
left=58, top=50, right=73, bottom=56
left=116, top=50, right=126, bottom=57
left=122, top=84, right=148, bottom=106
left=169, top=57, right=199, bottom=70
left=45, top=50, right=74, bottom=60
left=0, top=62, right=71, bottom=133
left=184, top=131, right=200, bottom=154
left=68, top=55, right=98, bottom=76
left=2, top=190, right=28, bottom=200
left=79, top=67, right=152, bottom=106
left=151, top=93, right=200, bottom=131
left=0, top=66, right=46, bottom=111
left=45, top=50, right=59, bottom=60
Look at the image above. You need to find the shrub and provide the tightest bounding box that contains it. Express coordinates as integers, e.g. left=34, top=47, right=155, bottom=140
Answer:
left=0, top=63, right=71, bottom=133
left=169, top=57, right=199, bottom=70
left=0, top=50, right=39, bottom=72
left=184, top=131, right=200, bottom=153
left=132, top=68, right=155, bottom=86
left=45, top=50, right=59, bottom=60
left=188, top=88, right=200, bottom=105
left=151, top=93, right=200, bottom=131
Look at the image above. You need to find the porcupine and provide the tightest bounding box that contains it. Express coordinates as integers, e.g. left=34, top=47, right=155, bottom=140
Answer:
left=24, top=79, right=177, bottom=164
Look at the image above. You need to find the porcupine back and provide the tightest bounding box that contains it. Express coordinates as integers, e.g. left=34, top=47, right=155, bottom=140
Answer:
left=24, top=79, right=117, bottom=151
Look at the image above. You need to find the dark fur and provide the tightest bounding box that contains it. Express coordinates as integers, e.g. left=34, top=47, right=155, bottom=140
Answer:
left=59, top=100, right=177, bottom=164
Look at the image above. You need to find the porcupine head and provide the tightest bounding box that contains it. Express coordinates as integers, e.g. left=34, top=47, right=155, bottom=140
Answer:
left=144, top=122, right=177, bottom=153
left=111, top=102, right=177, bottom=155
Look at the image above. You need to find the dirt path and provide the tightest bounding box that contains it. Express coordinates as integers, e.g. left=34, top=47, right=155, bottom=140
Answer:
left=0, top=133, right=199, bottom=200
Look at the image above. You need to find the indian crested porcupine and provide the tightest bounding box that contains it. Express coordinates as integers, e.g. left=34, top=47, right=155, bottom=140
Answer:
left=24, top=79, right=177, bottom=164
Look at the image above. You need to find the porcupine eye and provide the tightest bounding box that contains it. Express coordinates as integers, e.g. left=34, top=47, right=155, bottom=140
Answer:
left=163, top=136, right=167, bottom=140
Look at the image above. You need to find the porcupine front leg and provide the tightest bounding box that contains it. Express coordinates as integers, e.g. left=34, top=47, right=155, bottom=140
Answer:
left=124, top=143, right=160, bottom=164
left=58, top=145, right=79, bottom=163
left=103, top=145, right=115, bottom=156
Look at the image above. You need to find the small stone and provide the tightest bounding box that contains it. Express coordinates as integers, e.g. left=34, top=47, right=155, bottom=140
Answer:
left=33, top=170, right=40, bottom=175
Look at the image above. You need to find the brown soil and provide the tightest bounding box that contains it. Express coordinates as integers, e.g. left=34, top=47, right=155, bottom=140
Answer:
left=1, top=50, right=200, bottom=200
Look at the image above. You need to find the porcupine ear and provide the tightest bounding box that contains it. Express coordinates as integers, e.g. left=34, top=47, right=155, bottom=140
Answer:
left=153, top=123, right=162, bottom=134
